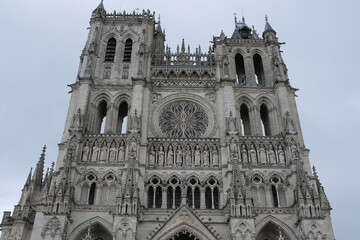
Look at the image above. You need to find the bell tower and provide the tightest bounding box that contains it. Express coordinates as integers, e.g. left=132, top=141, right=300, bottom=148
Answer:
left=0, top=2, right=335, bottom=240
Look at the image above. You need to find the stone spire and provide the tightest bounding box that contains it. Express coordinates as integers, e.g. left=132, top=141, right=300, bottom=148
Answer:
left=33, top=145, right=46, bottom=188
left=92, top=0, right=106, bottom=15
left=264, top=15, right=274, bottom=32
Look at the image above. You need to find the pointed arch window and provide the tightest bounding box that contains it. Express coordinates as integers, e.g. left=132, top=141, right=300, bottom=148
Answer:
left=105, top=37, right=116, bottom=62
left=260, top=104, right=271, bottom=136
left=253, top=54, right=265, bottom=85
left=123, top=38, right=133, bottom=62
left=272, top=185, right=279, bottom=207
left=116, top=101, right=129, bottom=134
left=235, top=53, right=246, bottom=85
left=88, top=182, right=96, bottom=205
left=97, top=101, right=108, bottom=134
left=240, top=104, right=251, bottom=135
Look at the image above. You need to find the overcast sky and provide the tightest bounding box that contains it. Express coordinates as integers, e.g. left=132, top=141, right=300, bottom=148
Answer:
left=0, top=0, right=358, bottom=238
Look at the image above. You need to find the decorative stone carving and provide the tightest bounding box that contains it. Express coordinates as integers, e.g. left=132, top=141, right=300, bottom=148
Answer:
left=41, top=216, right=62, bottom=238
left=129, top=109, right=141, bottom=133
left=227, top=111, right=238, bottom=135
left=284, top=111, right=297, bottom=134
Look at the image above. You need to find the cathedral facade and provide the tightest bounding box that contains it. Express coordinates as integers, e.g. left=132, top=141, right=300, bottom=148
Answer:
left=0, top=2, right=336, bottom=240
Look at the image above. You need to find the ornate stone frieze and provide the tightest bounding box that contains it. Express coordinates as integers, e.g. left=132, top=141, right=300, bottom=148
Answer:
left=151, top=79, right=216, bottom=87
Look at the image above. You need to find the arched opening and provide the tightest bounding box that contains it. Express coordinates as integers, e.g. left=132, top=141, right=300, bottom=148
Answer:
left=75, top=223, right=112, bottom=240
left=240, top=104, right=251, bottom=135
left=148, top=186, right=154, bottom=208
left=171, top=231, right=199, bottom=240
left=256, top=222, right=291, bottom=240
left=167, top=187, right=173, bottom=209
left=272, top=185, right=279, bottom=208
left=155, top=186, right=162, bottom=208
left=260, top=104, right=271, bottom=136
left=105, top=38, right=116, bottom=62
left=253, top=54, right=265, bottom=86
left=235, top=53, right=246, bottom=85
left=194, top=187, right=200, bottom=209
left=205, top=187, right=212, bottom=209
left=116, top=101, right=128, bottom=134
left=97, top=100, right=108, bottom=134
left=88, top=182, right=96, bottom=205
left=175, top=186, right=181, bottom=208
left=213, top=187, right=219, bottom=209
left=123, top=38, right=133, bottom=62
left=80, top=184, right=89, bottom=204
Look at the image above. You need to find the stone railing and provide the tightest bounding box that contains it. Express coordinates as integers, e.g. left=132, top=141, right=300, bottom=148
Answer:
left=147, top=138, right=221, bottom=168
left=152, top=52, right=215, bottom=66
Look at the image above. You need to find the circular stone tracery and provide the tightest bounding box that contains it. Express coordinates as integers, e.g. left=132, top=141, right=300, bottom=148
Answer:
left=159, top=101, right=208, bottom=138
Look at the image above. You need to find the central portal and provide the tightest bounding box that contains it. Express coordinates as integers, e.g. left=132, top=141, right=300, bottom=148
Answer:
left=168, top=230, right=200, bottom=240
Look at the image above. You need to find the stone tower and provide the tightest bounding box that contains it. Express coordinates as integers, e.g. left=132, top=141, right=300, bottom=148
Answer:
left=0, top=2, right=336, bottom=240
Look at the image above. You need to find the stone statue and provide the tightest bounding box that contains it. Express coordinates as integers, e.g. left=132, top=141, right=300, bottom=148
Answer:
left=249, top=144, right=257, bottom=164
left=278, top=147, right=285, bottom=164
left=129, top=142, right=137, bottom=159
left=227, top=111, right=237, bottom=134
left=129, top=110, right=141, bottom=132
left=284, top=111, right=296, bottom=134
left=185, top=145, right=192, bottom=166
left=290, top=143, right=297, bottom=159
left=72, top=109, right=82, bottom=128
left=229, top=138, right=238, bottom=160
left=158, top=146, right=165, bottom=167
left=176, top=146, right=183, bottom=166
left=241, top=144, right=248, bottom=163
left=223, top=57, right=229, bottom=76
left=268, top=146, right=277, bottom=164
left=259, top=144, right=267, bottom=164
left=118, top=142, right=125, bottom=163
left=91, top=144, right=100, bottom=162
left=194, top=145, right=201, bottom=166
left=203, top=145, right=210, bottom=166
left=100, top=144, right=108, bottom=162
left=167, top=145, right=174, bottom=166
left=81, top=143, right=90, bottom=162
left=148, top=146, right=156, bottom=167
left=109, top=145, right=117, bottom=163
left=212, top=146, right=219, bottom=166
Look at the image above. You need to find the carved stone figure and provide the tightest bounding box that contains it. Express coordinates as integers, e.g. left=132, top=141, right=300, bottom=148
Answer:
left=268, top=146, right=277, bottom=164
left=158, top=146, right=165, bottom=167
left=118, top=142, right=125, bottom=163
left=229, top=138, right=238, bottom=160
left=109, top=145, right=117, bottom=163
left=278, top=147, right=285, bottom=164
left=250, top=144, right=257, bottom=164
left=129, top=141, right=137, bottom=159
left=290, top=143, right=297, bottom=159
left=203, top=145, right=210, bottom=166
left=167, top=145, right=174, bottom=166
left=194, top=145, right=201, bottom=166
left=241, top=144, right=248, bottom=163
left=223, top=56, right=229, bottom=76
left=259, top=144, right=267, bottom=164
left=149, top=146, right=156, bottom=167
left=91, top=144, right=100, bottom=162
left=72, top=108, right=82, bottom=128
left=227, top=111, right=237, bottom=134
left=81, top=143, right=90, bottom=161
left=100, top=144, right=108, bottom=162
left=185, top=145, right=192, bottom=166
left=176, top=147, right=183, bottom=166
left=212, top=146, right=219, bottom=166
left=129, top=110, right=141, bottom=132
left=284, top=111, right=296, bottom=134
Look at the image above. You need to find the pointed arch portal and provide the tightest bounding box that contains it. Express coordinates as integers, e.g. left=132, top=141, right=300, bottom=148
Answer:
left=167, top=229, right=200, bottom=240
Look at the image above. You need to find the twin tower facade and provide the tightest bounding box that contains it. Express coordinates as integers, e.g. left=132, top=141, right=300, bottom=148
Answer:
left=0, top=2, right=336, bottom=240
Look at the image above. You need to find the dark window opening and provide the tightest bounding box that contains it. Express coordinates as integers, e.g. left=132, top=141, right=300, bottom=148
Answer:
left=214, top=187, right=219, bottom=209
left=260, top=104, right=271, bottom=136
left=175, top=187, right=181, bottom=208
left=235, top=53, right=246, bottom=85
left=205, top=187, right=212, bottom=209
left=272, top=185, right=279, bottom=208
left=97, top=101, right=107, bottom=134
left=105, top=38, right=116, bottom=62
left=116, top=101, right=129, bottom=134
left=155, top=187, right=162, bottom=208
left=194, top=187, right=200, bottom=209
left=167, top=187, right=173, bottom=209
left=253, top=54, right=265, bottom=85
left=123, top=38, right=133, bottom=62
left=240, top=104, right=251, bottom=135
left=88, top=183, right=96, bottom=205
left=148, top=186, right=154, bottom=208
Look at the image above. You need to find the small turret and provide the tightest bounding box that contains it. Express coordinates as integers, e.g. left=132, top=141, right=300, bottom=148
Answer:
left=262, top=15, right=277, bottom=41
left=92, top=0, right=106, bottom=17
left=232, top=16, right=252, bottom=39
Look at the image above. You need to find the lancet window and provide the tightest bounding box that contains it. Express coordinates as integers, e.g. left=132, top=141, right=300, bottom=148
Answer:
left=240, top=104, right=251, bottom=135
left=187, top=177, right=201, bottom=209
left=88, top=182, right=96, bottom=205
left=105, top=37, right=116, bottom=62
left=235, top=53, right=246, bottom=85
left=97, top=100, right=108, bottom=134
left=116, top=101, right=129, bottom=134
left=205, top=178, right=220, bottom=209
left=100, top=174, right=117, bottom=205
left=260, top=104, right=271, bottom=136
left=123, top=38, right=133, bottom=62
left=147, top=177, right=162, bottom=208
left=253, top=53, right=265, bottom=85
left=167, top=177, right=181, bottom=209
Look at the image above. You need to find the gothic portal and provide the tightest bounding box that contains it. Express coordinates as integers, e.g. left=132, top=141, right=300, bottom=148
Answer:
left=0, top=2, right=336, bottom=240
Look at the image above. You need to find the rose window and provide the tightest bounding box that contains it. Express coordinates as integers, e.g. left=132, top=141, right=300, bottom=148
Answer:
left=159, top=101, right=208, bottom=138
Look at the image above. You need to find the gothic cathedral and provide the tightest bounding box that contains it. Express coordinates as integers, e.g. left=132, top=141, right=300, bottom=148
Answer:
left=0, top=2, right=336, bottom=240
